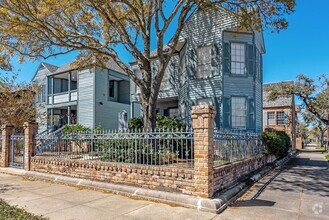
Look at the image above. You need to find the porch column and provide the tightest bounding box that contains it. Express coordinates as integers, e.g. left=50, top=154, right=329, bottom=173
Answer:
left=1, top=125, right=14, bottom=167
left=50, top=108, right=54, bottom=127
left=23, top=122, right=38, bottom=171
left=67, top=106, right=71, bottom=125
left=51, top=76, right=54, bottom=105
left=68, top=71, right=71, bottom=102
left=191, top=105, right=215, bottom=198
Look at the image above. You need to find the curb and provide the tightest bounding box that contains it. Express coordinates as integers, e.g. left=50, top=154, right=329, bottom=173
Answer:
left=0, top=167, right=222, bottom=213
left=0, top=153, right=294, bottom=214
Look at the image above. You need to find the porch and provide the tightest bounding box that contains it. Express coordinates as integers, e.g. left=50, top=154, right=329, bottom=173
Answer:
left=47, top=71, right=78, bottom=105
left=48, top=105, right=77, bottom=130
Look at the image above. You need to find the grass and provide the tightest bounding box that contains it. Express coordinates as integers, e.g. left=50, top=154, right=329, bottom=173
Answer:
left=325, top=154, right=329, bottom=161
left=0, top=199, right=48, bottom=220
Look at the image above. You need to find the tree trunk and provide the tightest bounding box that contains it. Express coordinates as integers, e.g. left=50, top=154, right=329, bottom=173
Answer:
left=141, top=97, right=157, bottom=131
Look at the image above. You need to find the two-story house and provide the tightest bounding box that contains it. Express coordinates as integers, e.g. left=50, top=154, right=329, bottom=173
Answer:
left=32, top=60, right=130, bottom=132
left=263, top=81, right=299, bottom=149
left=131, top=9, right=265, bottom=132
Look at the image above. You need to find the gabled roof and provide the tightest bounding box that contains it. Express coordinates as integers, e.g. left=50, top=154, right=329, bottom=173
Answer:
left=48, top=58, right=127, bottom=76
left=31, top=62, right=59, bottom=81
left=42, top=62, right=59, bottom=73
left=263, top=81, right=294, bottom=108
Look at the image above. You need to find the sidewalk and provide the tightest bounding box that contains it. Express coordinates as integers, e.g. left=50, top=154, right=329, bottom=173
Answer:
left=218, top=152, right=329, bottom=220
left=0, top=173, right=216, bottom=220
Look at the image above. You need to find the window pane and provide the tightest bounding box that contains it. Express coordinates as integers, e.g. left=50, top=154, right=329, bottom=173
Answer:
left=277, top=111, right=286, bottom=125
left=231, top=43, right=245, bottom=75
left=231, top=97, right=247, bottom=129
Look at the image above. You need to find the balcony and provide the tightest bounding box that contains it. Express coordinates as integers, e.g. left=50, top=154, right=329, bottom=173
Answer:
left=48, top=90, right=77, bottom=105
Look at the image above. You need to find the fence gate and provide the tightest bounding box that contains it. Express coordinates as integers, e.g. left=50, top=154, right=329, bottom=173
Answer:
left=9, top=134, right=25, bottom=169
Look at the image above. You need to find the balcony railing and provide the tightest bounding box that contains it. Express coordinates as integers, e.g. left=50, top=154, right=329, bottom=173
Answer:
left=48, top=90, right=77, bottom=105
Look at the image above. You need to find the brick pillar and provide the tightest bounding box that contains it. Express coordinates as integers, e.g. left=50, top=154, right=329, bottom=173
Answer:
left=1, top=125, right=14, bottom=167
left=191, top=105, right=215, bottom=198
left=24, top=122, right=38, bottom=171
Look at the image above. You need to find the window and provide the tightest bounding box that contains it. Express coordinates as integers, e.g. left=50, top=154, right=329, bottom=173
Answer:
left=109, top=80, right=115, bottom=98
left=267, top=112, right=275, bottom=125
left=168, top=108, right=179, bottom=118
left=277, top=111, right=286, bottom=125
left=231, top=97, right=247, bottom=129
left=197, top=46, right=211, bottom=78
left=231, top=43, right=246, bottom=75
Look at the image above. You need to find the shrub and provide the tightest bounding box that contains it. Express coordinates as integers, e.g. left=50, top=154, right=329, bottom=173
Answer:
left=128, top=114, right=185, bottom=130
left=62, top=124, right=91, bottom=134
left=262, top=128, right=291, bottom=158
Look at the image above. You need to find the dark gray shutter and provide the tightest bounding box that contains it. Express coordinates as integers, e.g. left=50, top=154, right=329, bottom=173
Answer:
left=223, top=43, right=230, bottom=75
left=223, top=97, right=231, bottom=129
left=247, top=45, right=255, bottom=77
left=248, top=98, right=255, bottom=130
left=260, top=55, right=263, bottom=82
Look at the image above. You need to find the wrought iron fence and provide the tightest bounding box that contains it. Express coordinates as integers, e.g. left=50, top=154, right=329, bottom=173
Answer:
left=35, top=129, right=194, bottom=168
left=213, top=131, right=263, bottom=167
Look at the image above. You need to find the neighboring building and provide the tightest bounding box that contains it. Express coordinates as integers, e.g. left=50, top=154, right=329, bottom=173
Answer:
left=32, top=61, right=130, bottom=132
left=131, top=9, right=265, bottom=132
left=263, top=81, right=299, bottom=149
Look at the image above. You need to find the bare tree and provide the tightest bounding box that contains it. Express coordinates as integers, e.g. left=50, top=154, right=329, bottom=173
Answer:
left=0, top=72, right=42, bottom=131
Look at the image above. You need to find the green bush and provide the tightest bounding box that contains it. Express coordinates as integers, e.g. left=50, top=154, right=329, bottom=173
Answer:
left=262, top=129, right=291, bottom=158
left=128, top=114, right=185, bottom=131
left=62, top=124, right=91, bottom=134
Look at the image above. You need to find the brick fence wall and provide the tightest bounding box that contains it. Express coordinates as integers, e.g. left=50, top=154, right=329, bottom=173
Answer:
left=31, top=157, right=195, bottom=195
left=213, top=155, right=275, bottom=192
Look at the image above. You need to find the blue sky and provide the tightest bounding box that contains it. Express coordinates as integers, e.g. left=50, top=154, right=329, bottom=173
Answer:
left=5, top=0, right=329, bottom=84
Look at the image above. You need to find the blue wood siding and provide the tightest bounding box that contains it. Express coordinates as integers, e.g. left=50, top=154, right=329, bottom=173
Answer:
left=94, top=67, right=130, bottom=130
left=33, top=67, right=50, bottom=132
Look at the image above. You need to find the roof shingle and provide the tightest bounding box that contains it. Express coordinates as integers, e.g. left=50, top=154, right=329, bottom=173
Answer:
left=263, top=81, right=294, bottom=108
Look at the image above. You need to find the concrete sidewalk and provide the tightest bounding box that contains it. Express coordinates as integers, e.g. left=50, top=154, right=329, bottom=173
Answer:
left=218, top=152, right=329, bottom=220
left=0, top=173, right=216, bottom=220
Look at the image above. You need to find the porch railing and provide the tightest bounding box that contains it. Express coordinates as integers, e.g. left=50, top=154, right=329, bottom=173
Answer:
left=213, top=131, right=263, bottom=167
left=35, top=129, right=194, bottom=169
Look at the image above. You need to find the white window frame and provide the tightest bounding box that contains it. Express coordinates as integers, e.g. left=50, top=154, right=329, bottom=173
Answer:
left=231, top=43, right=246, bottom=75
left=267, top=112, right=276, bottom=125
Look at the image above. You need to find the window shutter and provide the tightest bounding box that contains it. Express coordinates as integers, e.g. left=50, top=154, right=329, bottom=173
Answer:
left=223, top=97, right=231, bottom=129
left=263, top=112, right=268, bottom=127
left=248, top=98, right=255, bottom=130
left=163, top=109, right=169, bottom=117
left=190, top=48, right=197, bottom=77
left=247, top=44, right=255, bottom=77
left=260, top=55, right=263, bottom=82
left=223, top=43, right=230, bottom=75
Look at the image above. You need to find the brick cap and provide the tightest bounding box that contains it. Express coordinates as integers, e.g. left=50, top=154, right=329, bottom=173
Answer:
left=23, top=122, right=38, bottom=128
left=191, top=105, right=216, bottom=115
left=1, top=125, right=14, bottom=130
